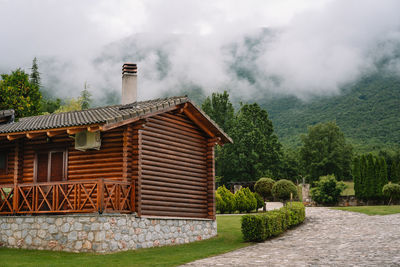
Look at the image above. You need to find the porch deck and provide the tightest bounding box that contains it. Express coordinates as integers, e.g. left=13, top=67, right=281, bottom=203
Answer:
left=0, top=179, right=135, bottom=215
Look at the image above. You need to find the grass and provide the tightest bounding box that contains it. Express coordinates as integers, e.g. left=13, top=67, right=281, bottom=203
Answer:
left=333, top=205, right=400, bottom=215
left=341, top=181, right=355, bottom=196
left=0, top=215, right=250, bottom=267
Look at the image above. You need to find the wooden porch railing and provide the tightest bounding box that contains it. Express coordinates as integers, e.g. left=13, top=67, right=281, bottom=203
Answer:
left=0, top=179, right=135, bottom=215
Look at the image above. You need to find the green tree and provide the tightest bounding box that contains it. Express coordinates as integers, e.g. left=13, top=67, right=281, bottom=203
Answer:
left=202, top=91, right=235, bottom=181
left=55, top=98, right=82, bottom=113
left=365, top=154, right=376, bottom=200
left=271, top=179, right=298, bottom=203
left=378, top=157, right=388, bottom=198
left=382, top=182, right=400, bottom=205
left=310, top=175, right=346, bottom=205
left=353, top=157, right=361, bottom=199
left=30, top=57, right=40, bottom=88
left=0, top=69, right=41, bottom=118
left=359, top=154, right=368, bottom=199
left=300, top=121, right=353, bottom=184
left=254, top=177, right=275, bottom=211
left=201, top=91, right=234, bottom=133
left=80, top=82, right=92, bottom=110
left=391, top=161, right=400, bottom=183
left=219, top=103, right=282, bottom=183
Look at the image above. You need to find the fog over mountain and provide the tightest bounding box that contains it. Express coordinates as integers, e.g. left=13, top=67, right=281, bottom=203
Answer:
left=1, top=0, right=400, bottom=104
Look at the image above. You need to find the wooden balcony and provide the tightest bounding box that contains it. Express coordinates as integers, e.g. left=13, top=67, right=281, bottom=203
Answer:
left=0, top=179, right=135, bottom=215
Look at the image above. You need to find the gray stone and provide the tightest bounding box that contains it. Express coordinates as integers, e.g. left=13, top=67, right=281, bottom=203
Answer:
left=68, top=231, right=78, bottom=241
left=48, top=225, right=57, bottom=234
left=73, top=222, right=83, bottom=231
left=61, top=223, right=70, bottom=233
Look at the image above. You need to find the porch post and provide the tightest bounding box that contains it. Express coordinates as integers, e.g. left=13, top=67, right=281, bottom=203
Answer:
left=12, top=140, right=22, bottom=213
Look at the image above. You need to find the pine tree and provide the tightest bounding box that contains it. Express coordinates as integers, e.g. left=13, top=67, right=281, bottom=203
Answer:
left=353, top=157, right=361, bottom=198
left=379, top=157, right=388, bottom=198
left=391, top=161, right=400, bottom=183
left=30, top=57, right=40, bottom=88
left=80, top=82, right=92, bottom=110
left=359, top=154, right=368, bottom=200
left=366, top=154, right=376, bottom=200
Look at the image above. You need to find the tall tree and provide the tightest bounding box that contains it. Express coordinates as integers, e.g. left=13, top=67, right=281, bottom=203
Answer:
left=300, top=121, right=353, bottom=183
left=201, top=91, right=234, bottom=133
left=365, top=154, right=376, bottom=200
left=359, top=154, right=368, bottom=199
left=0, top=69, right=41, bottom=118
left=80, top=82, right=92, bottom=110
left=353, top=157, right=361, bottom=199
left=391, top=161, right=400, bottom=183
left=218, top=103, right=282, bottom=183
left=30, top=57, right=40, bottom=88
left=378, top=157, right=388, bottom=198
left=202, top=91, right=235, bottom=182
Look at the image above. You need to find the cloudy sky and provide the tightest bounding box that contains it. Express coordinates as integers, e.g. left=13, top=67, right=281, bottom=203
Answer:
left=1, top=0, right=400, bottom=103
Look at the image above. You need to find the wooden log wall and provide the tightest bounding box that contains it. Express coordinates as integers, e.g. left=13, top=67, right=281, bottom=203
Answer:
left=68, top=128, right=124, bottom=181
left=0, top=141, right=16, bottom=184
left=138, top=112, right=212, bottom=219
left=0, top=128, right=125, bottom=185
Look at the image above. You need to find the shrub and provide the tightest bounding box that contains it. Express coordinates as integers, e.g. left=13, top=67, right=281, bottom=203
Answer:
left=234, top=188, right=249, bottom=213
left=254, top=178, right=275, bottom=211
left=242, top=187, right=257, bottom=213
left=241, top=215, right=266, bottom=242
left=254, top=192, right=264, bottom=212
left=382, top=182, right=400, bottom=205
left=282, top=202, right=306, bottom=227
left=272, top=179, right=298, bottom=202
left=310, top=175, right=346, bottom=205
left=216, top=185, right=235, bottom=213
left=216, top=192, right=225, bottom=213
left=241, top=202, right=305, bottom=242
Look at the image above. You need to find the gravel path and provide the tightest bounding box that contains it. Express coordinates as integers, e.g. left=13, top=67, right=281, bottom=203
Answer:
left=183, top=207, right=400, bottom=266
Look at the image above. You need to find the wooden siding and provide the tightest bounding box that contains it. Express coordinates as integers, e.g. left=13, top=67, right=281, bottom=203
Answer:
left=139, top=112, right=210, bottom=218
left=0, top=128, right=125, bottom=185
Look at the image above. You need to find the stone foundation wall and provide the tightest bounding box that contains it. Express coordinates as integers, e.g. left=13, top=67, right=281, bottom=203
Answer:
left=0, top=214, right=217, bottom=253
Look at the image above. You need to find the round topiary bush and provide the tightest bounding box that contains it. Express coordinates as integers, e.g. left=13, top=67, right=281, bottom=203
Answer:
left=382, top=182, right=400, bottom=205
left=254, top=177, right=275, bottom=211
left=217, top=185, right=236, bottom=213
left=272, top=179, right=298, bottom=202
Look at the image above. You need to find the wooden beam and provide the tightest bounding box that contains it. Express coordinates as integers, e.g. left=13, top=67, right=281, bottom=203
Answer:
left=182, top=109, right=215, bottom=138
left=7, top=134, right=24, bottom=141
left=0, top=124, right=102, bottom=138
left=87, top=125, right=100, bottom=132
left=177, top=103, right=188, bottom=114
left=66, top=128, right=86, bottom=135
left=46, top=130, right=65, bottom=137
left=26, top=132, right=45, bottom=139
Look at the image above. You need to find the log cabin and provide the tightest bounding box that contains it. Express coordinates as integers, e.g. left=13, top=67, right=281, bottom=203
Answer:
left=0, top=63, right=231, bottom=222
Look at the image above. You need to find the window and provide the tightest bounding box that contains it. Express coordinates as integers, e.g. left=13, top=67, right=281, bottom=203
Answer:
left=35, top=149, right=67, bottom=183
left=0, top=151, right=7, bottom=174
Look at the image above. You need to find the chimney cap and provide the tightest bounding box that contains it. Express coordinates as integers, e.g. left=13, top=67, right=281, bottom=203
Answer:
left=122, top=63, right=137, bottom=75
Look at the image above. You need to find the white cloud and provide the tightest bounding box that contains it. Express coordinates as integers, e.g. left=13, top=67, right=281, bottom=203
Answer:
left=1, top=0, right=400, bottom=103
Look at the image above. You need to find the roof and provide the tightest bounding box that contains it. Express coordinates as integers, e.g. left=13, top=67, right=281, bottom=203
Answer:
left=0, top=96, right=232, bottom=144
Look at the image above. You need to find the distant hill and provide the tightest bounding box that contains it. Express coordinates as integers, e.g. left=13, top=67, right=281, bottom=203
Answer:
left=260, top=72, right=400, bottom=152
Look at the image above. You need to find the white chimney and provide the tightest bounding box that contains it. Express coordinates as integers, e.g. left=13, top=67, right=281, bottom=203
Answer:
left=122, top=63, right=137, bottom=105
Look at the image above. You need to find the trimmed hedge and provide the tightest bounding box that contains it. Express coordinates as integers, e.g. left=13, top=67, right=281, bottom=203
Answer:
left=241, top=202, right=305, bottom=242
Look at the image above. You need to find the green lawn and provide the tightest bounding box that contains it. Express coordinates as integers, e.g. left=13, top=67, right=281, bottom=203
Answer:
left=0, top=215, right=250, bottom=267
left=341, top=181, right=355, bottom=196
left=333, top=205, right=400, bottom=215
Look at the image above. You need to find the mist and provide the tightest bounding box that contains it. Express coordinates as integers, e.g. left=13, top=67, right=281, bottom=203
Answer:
left=1, top=0, right=400, bottom=104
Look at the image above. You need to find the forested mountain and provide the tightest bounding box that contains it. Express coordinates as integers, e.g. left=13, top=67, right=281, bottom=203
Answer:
left=260, top=72, right=400, bottom=152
